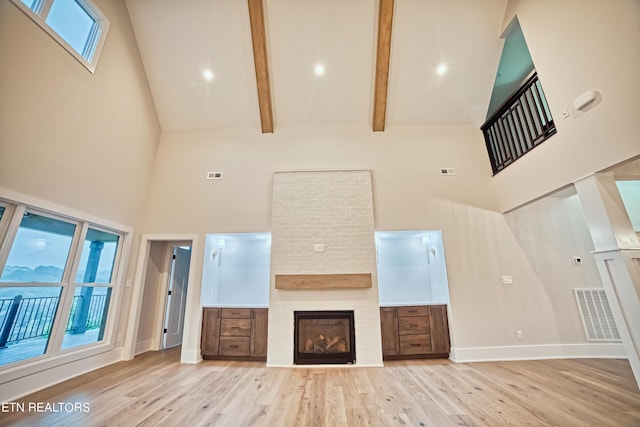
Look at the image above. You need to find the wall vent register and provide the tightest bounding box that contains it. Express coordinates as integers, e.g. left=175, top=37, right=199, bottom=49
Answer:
left=574, top=288, right=621, bottom=342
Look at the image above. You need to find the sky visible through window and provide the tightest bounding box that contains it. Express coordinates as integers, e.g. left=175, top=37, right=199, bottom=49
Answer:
left=0, top=229, right=117, bottom=283
left=45, top=0, right=95, bottom=56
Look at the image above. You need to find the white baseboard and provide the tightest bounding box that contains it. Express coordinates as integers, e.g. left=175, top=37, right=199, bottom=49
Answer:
left=180, top=348, right=202, bottom=364
left=134, top=339, right=152, bottom=355
left=450, top=343, right=627, bottom=363
left=1, top=348, right=123, bottom=402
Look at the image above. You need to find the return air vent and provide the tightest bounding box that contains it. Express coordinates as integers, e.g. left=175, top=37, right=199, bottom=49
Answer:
left=574, top=288, right=621, bottom=342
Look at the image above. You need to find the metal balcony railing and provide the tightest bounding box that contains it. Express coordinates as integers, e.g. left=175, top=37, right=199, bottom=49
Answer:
left=0, top=294, right=107, bottom=348
left=481, top=72, right=556, bottom=175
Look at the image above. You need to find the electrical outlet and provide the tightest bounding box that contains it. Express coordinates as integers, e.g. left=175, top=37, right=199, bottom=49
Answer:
left=516, top=330, right=523, bottom=340
left=572, top=256, right=582, bottom=265
left=502, top=275, right=513, bottom=285
left=313, top=244, right=325, bottom=252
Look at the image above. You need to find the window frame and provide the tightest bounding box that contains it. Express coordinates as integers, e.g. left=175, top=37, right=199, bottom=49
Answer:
left=0, top=199, right=127, bottom=372
left=55, top=222, right=123, bottom=353
left=10, top=0, right=111, bottom=73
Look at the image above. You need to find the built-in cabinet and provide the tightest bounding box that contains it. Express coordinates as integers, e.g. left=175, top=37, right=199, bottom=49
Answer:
left=380, top=305, right=450, bottom=359
left=201, top=307, right=268, bottom=360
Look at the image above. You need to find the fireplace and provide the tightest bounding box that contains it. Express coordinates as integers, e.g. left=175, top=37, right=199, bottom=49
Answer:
left=294, top=310, right=356, bottom=365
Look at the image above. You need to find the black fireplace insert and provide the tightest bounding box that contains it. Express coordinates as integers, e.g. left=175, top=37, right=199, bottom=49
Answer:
left=293, top=310, right=356, bottom=365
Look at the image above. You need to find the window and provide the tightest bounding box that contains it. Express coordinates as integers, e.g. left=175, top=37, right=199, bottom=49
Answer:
left=0, top=211, right=76, bottom=366
left=0, top=212, right=76, bottom=283
left=0, top=204, right=124, bottom=369
left=63, top=228, right=119, bottom=350
left=11, top=0, right=110, bottom=73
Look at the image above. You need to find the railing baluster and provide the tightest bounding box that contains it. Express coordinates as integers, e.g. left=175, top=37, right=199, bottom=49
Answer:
left=496, top=119, right=509, bottom=164
left=485, top=127, right=498, bottom=173
left=515, top=104, right=532, bottom=150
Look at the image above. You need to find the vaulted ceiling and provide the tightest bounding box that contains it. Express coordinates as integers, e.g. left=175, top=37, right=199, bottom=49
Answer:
left=125, top=0, right=508, bottom=132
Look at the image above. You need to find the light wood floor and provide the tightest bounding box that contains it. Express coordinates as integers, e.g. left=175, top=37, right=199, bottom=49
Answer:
left=2, top=347, right=639, bottom=426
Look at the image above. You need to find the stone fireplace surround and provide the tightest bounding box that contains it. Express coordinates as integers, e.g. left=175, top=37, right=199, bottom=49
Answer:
left=267, top=170, right=383, bottom=367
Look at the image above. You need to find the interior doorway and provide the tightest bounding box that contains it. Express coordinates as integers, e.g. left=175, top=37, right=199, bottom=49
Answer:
left=131, top=237, right=195, bottom=357
left=162, top=245, right=191, bottom=349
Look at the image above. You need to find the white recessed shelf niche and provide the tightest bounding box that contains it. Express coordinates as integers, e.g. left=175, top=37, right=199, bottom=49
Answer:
left=375, top=230, right=451, bottom=306
left=201, top=232, right=271, bottom=308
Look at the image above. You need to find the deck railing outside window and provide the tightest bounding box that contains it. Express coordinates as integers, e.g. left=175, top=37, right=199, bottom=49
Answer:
left=481, top=72, right=556, bottom=175
left=0, top=294, right=107, bottom=347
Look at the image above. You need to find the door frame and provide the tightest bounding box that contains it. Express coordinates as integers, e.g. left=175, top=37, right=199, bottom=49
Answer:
left=124, top=234, right=201, bottom=363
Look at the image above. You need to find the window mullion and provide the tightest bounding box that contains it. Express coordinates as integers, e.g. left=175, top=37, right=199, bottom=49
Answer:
left=46, top=221, right=88, bottom=356
left=37, top=0, right=54, bottom=18
left=44, top=282, right=72, bottom=357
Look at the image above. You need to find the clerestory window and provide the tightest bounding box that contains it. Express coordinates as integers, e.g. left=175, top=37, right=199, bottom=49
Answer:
left=11, top=0, right=110, bottom=73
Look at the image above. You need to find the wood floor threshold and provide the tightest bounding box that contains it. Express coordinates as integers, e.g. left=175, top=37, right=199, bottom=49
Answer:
left=2, top=347, right=639, bottom=426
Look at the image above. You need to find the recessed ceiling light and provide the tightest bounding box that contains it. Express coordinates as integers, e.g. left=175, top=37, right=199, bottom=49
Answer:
left=314, top=64, right=325, bottom=76
left=203, top=69, right=214, bottom=81
left=436, top=64, right=447, bottom=75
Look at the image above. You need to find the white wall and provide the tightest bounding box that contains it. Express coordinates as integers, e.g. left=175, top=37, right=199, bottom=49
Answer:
left=376, top=231, right=450, bottom=305
left=493, top=0, right=640, bottom=212
left=0, top=0, right=159, bottom=226
left=139, top=123, right=623, bottom=363
left=0, top=0, right=159, bottom=399
left=200, top=233, right=270, bottom=307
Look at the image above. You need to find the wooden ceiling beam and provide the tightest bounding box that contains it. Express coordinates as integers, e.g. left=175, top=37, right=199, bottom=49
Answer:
left=372, top=0, right=395, bottom=132
left=248, top=0, right=274, bottom=133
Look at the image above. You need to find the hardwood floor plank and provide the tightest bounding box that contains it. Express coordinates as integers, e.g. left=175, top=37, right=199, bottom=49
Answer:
left=2, top=349, right=639, bottom=426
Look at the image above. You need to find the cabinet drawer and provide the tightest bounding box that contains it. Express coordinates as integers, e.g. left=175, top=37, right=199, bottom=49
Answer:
left=220, top=308, right=251, bottom=319
left=220, top=318, right=251, bottom=337
left=398, top=316, right=430, bottom=335
left=399, top=335, right=432, bottom=355
left=219, top=337, right=250, bottom=356
left=397, top=306, right=429, bottom=317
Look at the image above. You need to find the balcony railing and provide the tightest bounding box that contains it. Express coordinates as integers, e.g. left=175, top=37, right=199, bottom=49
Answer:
left=0, top=294, right=107, bottom=348
left=481, top=72, right=556, bottom=175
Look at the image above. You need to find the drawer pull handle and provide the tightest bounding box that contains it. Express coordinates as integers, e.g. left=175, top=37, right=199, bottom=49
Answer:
left=231, top=326, right=240, bottom=329
left=408, top=310, right=417, bottom=313
left=410, top=325, right=419, bottom=327
left=230, top=345, right=239, bottom=348
left=411, top=344, right=421, bottom=347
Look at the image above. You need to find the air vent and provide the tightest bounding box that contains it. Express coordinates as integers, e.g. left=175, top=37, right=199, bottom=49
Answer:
left=207, top=171, right=223, bottom=180
left=574, top=288, right=621, bottom=341
left=439, top=168, right=456, bottom=176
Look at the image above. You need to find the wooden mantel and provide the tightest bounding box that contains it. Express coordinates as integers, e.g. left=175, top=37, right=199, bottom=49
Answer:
left=275, top=273, right=372, bottom=290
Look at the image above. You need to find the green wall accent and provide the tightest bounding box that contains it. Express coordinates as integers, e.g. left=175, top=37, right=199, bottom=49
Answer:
left=486, top=19, right=535, bottom=119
